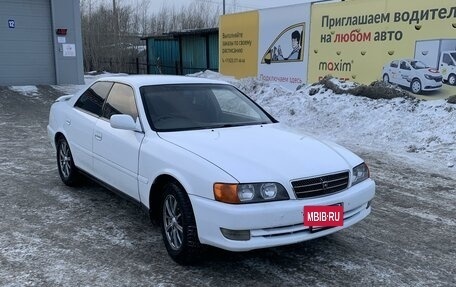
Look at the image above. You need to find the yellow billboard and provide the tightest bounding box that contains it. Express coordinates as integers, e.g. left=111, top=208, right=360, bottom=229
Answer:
left=219, top=11, right=259, bottom=78
left=308, top=0, right=456, bottom=96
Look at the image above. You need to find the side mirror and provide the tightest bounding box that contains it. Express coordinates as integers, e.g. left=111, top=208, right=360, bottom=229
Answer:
left=110, top=114, right=139, bottom=131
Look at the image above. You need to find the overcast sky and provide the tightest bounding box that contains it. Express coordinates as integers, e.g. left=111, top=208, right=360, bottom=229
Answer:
left=157, top=0, right=315, bottom=11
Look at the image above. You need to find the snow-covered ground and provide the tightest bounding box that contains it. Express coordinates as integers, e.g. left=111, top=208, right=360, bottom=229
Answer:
left=4, top=71, right=455, bottom=286
left=10, top=71, right=455, bottom=176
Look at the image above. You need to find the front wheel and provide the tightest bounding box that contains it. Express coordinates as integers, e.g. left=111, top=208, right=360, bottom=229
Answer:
left=448, top=74, right=456, bottom=85
left=56, top=137, right=81, bottom=186
left=410, top=79, right=422, bottom=94
left=160, top=182, right=204, bottom=265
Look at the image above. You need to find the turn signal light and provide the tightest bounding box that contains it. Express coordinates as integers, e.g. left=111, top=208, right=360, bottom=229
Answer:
left=214, top=183, right=239, bottom=204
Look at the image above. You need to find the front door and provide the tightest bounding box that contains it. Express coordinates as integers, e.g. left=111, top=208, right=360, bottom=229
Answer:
left=92, top=83, right=144, bottom=201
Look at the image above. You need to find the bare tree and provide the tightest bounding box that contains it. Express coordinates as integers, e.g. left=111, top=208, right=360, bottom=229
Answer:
left=80, top=0, right=222, bottom=73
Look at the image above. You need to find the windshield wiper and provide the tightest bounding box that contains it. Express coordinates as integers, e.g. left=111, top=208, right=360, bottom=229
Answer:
left=210, top=122, right=270, bottom=129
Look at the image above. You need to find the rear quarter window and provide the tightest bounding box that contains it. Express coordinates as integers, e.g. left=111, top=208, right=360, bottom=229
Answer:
left=74, top=81, right=113, bottom=116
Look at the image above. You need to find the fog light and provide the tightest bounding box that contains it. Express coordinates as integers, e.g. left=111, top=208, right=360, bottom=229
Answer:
left=220, top=228, right=250, bottom=241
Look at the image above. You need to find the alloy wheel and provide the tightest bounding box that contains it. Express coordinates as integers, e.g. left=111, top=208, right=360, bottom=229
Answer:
left=163, top=194, right=183, bottom=250
left=59, top=141, right=72, bottom=178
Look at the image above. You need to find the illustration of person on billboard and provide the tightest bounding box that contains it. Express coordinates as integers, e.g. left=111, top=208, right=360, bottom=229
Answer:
left=276, top=30, right=302, bottom=60
left=262, top=23, right=305, bottom=64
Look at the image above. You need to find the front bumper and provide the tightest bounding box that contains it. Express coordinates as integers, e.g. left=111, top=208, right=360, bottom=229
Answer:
left=421, top=78, right=442, bottom=91
left=190, top=178, right=375, bottom=251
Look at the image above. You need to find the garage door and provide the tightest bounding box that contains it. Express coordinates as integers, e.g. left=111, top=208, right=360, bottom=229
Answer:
left=0, top=0, right=55, bottom=85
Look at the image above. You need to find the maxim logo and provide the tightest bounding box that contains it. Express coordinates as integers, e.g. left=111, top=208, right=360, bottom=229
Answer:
left=319, top=60, right=353, bottom=72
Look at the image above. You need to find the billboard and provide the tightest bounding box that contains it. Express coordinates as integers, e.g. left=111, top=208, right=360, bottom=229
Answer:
left=220, top=4, right=312, bottom=90
left=258, top=4, right=311, bottom=90
left=308, top=0, right=456, bottom=97
left=219, top=11, right=259, bottom=79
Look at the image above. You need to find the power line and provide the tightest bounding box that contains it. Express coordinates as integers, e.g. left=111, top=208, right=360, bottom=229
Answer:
left=196, top=0, right=259, bottom=10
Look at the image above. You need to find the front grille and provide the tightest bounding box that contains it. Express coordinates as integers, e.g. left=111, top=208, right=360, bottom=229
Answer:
left=291, top=171, right=349, bottom=199
left=433, top=76, right=443, bottom=82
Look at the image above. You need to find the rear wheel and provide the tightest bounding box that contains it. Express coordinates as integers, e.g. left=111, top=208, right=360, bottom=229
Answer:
left=56, top=137, right=81, bottom=186
left=382, top=74, right=390, bottom=83
left=410, top=79, right=422, bottom=94
left=448, top=74, right=456, bottom=85
left=160, top=182, right=204, bottom=265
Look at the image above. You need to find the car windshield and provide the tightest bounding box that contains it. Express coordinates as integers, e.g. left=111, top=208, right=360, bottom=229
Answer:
left=140, top=84, right=275, bottom=131
left=450, top=52, right=456, bottom=62
left=410, top=60, right=427, bottom=69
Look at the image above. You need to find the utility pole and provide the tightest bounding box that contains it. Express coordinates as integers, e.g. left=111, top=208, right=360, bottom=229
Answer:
left=112, top=0, right=119, bottom=72
left=223, top=0, right=225, bottom=15
left=113, top=0, right=118, bottom=36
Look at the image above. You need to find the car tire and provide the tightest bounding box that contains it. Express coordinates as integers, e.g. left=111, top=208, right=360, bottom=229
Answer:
left=448, top=74, right=456, bottom=85
left=160, top=182, right=204, bottom=265
left=382, top=74, right=390, bottom=83
left=56, top=137, right=81, bottom=186
left=410, top=79, right=422, bottom=94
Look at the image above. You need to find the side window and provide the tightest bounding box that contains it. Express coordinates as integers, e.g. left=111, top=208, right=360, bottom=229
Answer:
left=102, top=83, right=138, bottom=120
left=74, top=82, right=113, bottom=116
left=390, top=61, right=398, bottom=68
left=400, top=61, right=410, bottom=70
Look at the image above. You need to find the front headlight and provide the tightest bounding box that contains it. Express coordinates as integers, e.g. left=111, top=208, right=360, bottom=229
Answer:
left=238, top=184, right=255, bottom=201
left=214, top=182, right=289, bottom=204
left=424, top=74, right=432, bottom=80
left=352, top=163, right=370, bottom=186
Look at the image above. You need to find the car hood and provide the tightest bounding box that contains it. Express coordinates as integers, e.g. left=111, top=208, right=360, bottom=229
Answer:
left=414, top=68, right=442, bottom=76
left=158, top=123, right=361, bottom=183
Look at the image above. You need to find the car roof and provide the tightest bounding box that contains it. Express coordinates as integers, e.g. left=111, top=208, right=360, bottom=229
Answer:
left=93, top=75, right=230, bottom=87
left=398, top=59, right=415, bottom=62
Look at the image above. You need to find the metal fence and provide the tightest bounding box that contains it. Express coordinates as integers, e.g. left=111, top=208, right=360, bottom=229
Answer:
left=96, top=57, right=148, bottom=74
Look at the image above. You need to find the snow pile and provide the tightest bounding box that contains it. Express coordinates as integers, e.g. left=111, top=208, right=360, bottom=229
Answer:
left=9, top=86, right=39, bottom=97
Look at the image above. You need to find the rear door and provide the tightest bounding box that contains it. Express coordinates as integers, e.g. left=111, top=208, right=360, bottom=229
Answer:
left=69, top=81, right=113, bottom=173
left=92, top=83, right=144, bottom=201
left=399, top=61, right=412, bottom=86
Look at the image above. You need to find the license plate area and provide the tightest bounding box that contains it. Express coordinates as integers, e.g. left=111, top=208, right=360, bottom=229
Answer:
left=303, top=203, right=344, bottom=232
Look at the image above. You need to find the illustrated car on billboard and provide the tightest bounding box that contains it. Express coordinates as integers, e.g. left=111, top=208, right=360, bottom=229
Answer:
left=382, top=59, right=443, bottom=94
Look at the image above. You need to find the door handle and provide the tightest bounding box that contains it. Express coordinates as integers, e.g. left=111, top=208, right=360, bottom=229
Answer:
left=94, top=132, right=102, bottom=141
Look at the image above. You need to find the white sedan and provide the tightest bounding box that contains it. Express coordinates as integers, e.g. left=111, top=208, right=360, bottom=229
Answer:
left=47, top=75, right=375, bottom=264
left=382, top=59, right=443, bottom=94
